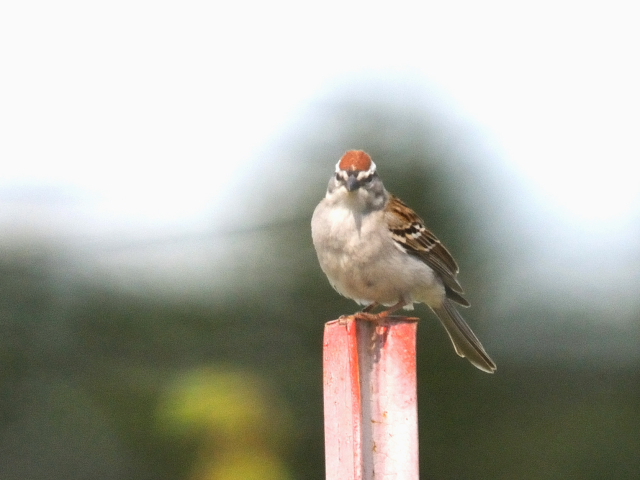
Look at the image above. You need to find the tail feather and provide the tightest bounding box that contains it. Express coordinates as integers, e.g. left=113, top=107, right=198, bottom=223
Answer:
left=431, top=299, right=496, bottom=373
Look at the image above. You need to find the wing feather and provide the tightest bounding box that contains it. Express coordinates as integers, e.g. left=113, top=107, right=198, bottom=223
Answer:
left=385, top=195, right=469, bottom=305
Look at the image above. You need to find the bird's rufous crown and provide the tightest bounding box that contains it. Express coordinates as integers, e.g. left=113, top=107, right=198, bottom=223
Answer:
left=338, top=150, right=374, bottom=172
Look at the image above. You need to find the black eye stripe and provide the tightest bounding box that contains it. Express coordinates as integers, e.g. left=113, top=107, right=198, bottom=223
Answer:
left=335, top=170, right=376, bottom=183
left=360, top=172, right=375, bottom=183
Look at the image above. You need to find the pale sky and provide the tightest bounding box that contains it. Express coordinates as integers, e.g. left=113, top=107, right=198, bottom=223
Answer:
left=1, top=0, right=638, bottom=234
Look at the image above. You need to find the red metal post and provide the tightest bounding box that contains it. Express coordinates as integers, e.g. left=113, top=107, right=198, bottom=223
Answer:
left=323, top=317, right=419, bottom=480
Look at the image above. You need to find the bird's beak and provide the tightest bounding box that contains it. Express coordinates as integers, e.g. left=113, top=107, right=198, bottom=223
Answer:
left=346, top=174, right=360, bottom=192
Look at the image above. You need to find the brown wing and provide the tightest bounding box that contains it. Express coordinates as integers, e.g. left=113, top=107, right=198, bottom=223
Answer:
left=385, top=195, right=469, bottom=306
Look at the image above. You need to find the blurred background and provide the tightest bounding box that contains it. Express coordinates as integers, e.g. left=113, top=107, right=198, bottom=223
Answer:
left=1, top=1, right=639, bottom=479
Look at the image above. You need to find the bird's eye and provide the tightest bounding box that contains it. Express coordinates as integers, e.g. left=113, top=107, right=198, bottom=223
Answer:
left=362, top=174, right=373, bottom=183
left=335, top=173, right=341, bottom=181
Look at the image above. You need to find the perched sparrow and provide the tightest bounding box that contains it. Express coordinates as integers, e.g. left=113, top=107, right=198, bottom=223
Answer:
left=311, top=150, right=496, bottom=373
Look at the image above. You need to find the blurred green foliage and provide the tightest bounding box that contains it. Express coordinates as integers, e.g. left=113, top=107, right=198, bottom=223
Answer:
left=1, top=99, right=639, bottom=479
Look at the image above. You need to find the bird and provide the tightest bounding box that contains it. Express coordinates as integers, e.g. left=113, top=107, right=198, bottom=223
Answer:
left=311, top=150, right=496, bottom=373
